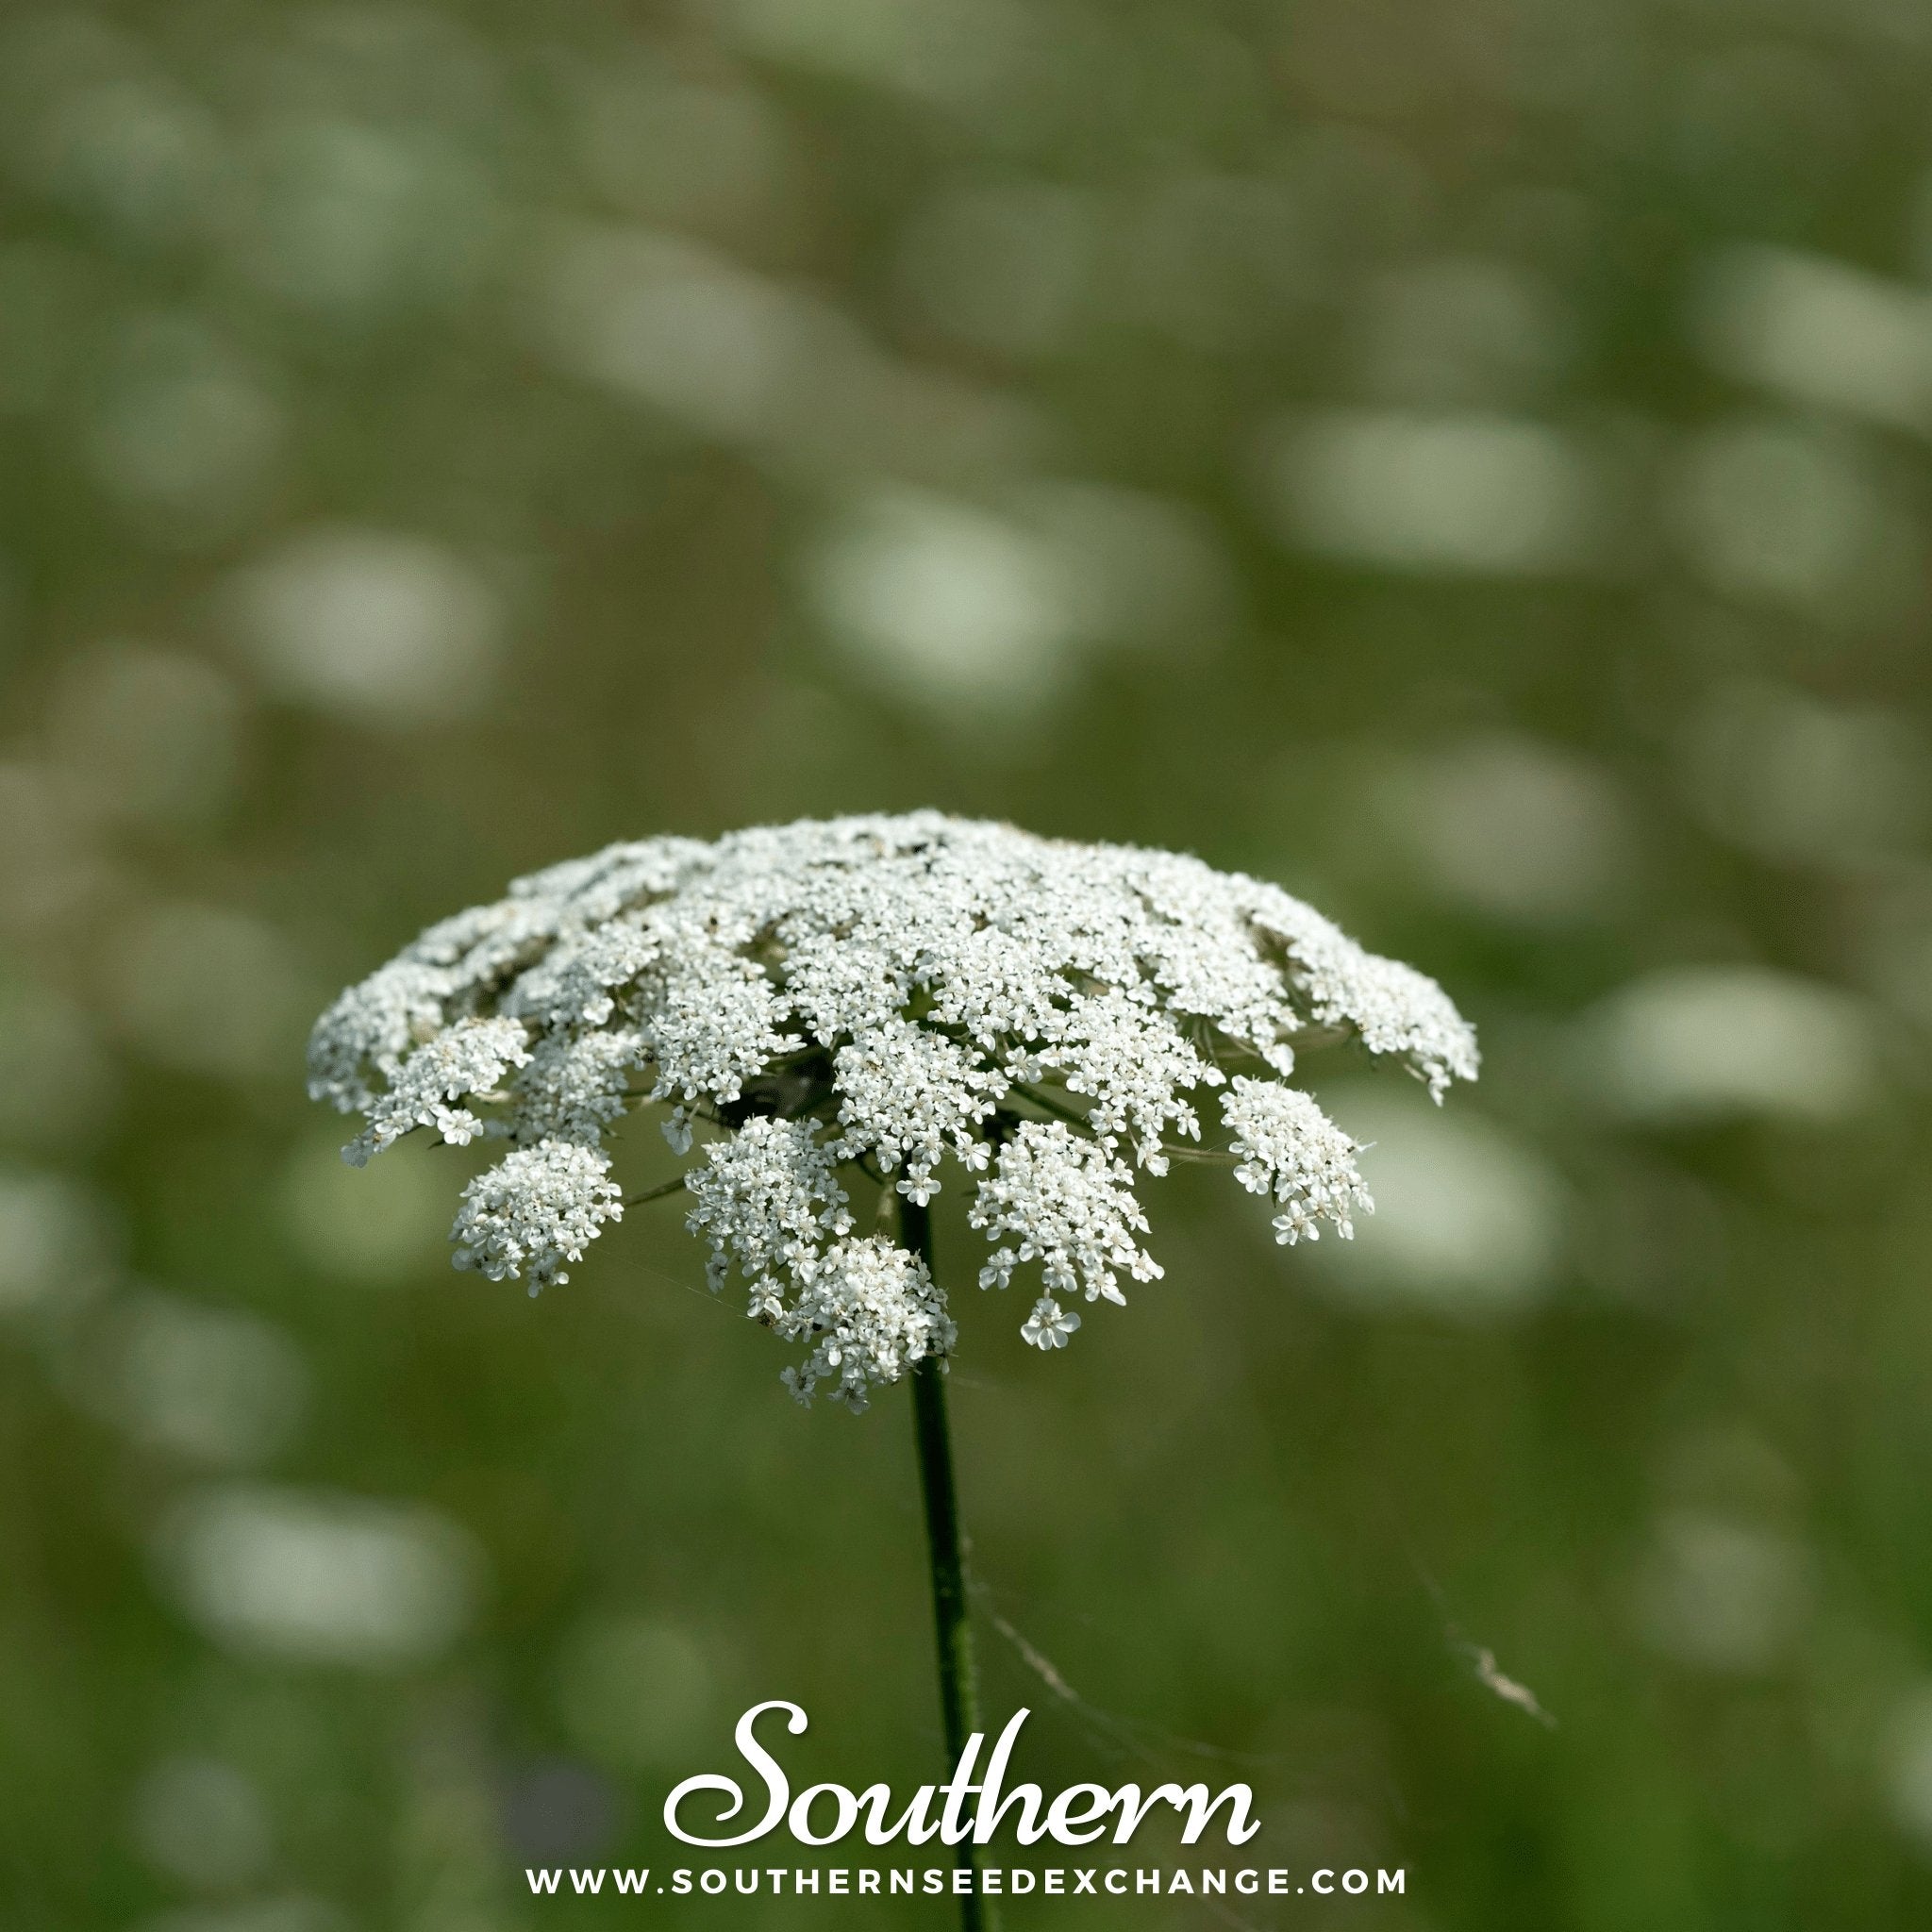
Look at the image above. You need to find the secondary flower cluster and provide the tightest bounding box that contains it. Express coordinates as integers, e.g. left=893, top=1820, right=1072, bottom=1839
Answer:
left=308, top=813, right=1476, bottom=1407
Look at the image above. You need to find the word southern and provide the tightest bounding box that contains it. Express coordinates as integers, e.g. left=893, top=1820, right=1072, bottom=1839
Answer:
left=665, top=1703, right=1261, bottom=1851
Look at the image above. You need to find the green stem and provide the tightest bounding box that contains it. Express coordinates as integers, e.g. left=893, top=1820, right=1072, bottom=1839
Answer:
left=900, top=1194, right=997, bottom=1932
left=1010, top=1083, right=1091, bottom=1128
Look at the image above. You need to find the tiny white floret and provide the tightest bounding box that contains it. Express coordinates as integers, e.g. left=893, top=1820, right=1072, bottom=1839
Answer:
left=1022, top=1297, right=1082, bottom=1350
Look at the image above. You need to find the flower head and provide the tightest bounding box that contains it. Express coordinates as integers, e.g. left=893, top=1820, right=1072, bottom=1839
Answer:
left=309, top=813, right=1475, bottom=1404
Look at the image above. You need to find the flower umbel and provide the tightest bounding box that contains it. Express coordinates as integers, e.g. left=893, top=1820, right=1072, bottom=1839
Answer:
left=308, top=812, right=1476, bottom=1404
left=969, top=1121, right=1160, bottom=1307
left=1222, top=1076, right=1374, bottom=1243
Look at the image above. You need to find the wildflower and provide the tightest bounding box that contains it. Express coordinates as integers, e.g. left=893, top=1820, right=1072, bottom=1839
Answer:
left=1222, top=1076, right=1374, bottom=1242
left=309, top=812, right=1475, bottom=1403
left=1021, top=1297, right=1081, bottom=1350
left=450, top=1138, right=624, bottom=1290
left=970, top=1121, right=1159, bottom=1307
left=775, top=1238, right=956, bottom=1411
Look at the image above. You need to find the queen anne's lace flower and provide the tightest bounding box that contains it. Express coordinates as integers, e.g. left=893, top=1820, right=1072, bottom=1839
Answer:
left=1043, top=988, right=1214, bottom=1172
left=775, top=1238, right=956, bottom=1411
left=970, top=1122, right=1161, bottom=1306
left=345, top=1015, right=533, bottom=1165
left=451, top=1139, right=624, bottom=1288
left=685, top=1115, right=853, bottom=1292
left=831, top=1019, right=1001, bottom=1203
left=1022, top=1297, right=1081, bottom=1350
left=1222, top=1076, right=1373, bottom=1243
left=309, top=812, right=1475, bottom=1405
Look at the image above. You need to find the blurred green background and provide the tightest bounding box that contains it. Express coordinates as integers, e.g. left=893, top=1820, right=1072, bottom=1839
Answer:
left=4, top=1, right=1931, bottom=1927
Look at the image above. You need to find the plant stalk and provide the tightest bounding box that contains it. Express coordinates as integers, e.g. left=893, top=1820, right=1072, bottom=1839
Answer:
left=900, top=1194, right=997, bottom=1932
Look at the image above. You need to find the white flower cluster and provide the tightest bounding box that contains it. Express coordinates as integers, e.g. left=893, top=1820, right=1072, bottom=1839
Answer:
left=774, top=1239, right=956, bottom=1411
left=451, top=1139, right=625, bottom=1289
left=685, top=1116, right=853, bottom=1295
left=344, top=1014, right=531, bottom=1165
left=1222, top=1076, right=1374, bottom=1243
left=970, top=1122, right=1161, bottom=1307
left=309, top=813, right=1475, bottom=1402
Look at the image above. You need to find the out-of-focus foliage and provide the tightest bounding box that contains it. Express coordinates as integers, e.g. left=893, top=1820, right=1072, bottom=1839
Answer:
left=2, top=1, right=1929, bottom=1926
